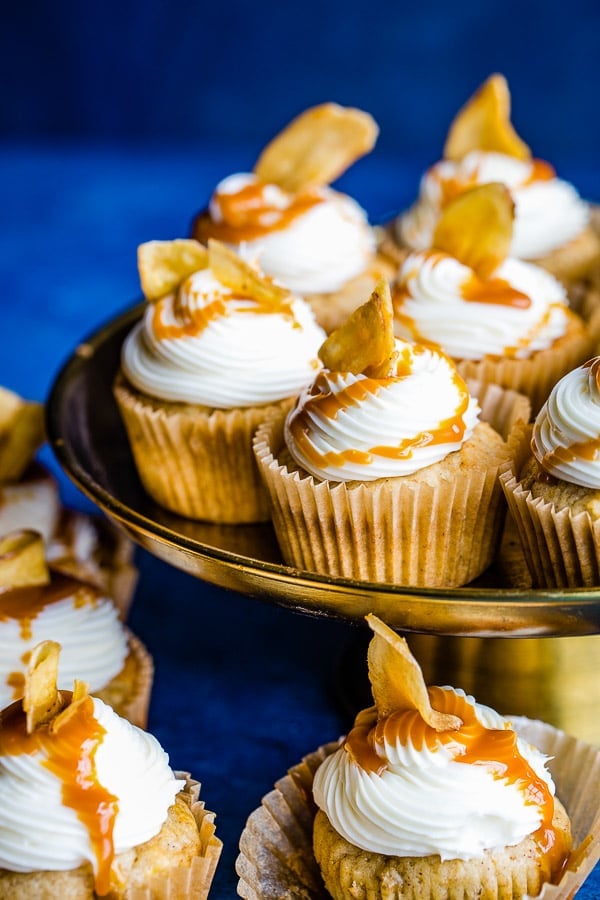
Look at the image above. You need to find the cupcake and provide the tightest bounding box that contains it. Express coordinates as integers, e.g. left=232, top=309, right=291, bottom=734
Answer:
left=0, top=640, right=221, bottom=898
left=0, top=385, right=138, bottom=617
left=501, top=356, right=600, bottom=587
left=311, top=615, right=572, bottom=900
left=0, top=529, right=151, bottom=728
left=254, top=280, right=529, bottom=587
left=114, top=237, right=326, bottom=523
left=393, top=182, right=592, bottom=413
left=396, top=74, right=600, bottom=295
left=191, top=102, right=397, bottom=333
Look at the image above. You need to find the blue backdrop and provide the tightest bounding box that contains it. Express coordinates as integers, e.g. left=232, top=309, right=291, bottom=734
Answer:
left=3, top=0, right=600, bottom=165
left=2, top=6, right=600, bottom=897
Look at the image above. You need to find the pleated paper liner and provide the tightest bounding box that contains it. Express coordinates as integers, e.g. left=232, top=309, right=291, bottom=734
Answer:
left=236, top=719, right=600, bottom=900
left=129, top=772, right=222, bottom=900
left=254, top=380, right=530, bottom=588
left=114, top=372, right=293, bottom=524
left=501, top=470, right=600, bottom=588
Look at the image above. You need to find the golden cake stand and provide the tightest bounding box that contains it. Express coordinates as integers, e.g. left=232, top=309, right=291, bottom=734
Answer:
left=46, top=304, right=600, bottom=743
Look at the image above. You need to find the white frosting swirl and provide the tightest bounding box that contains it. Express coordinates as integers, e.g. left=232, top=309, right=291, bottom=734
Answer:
left=122, top=267, right=325, bottom=408
left=395, top=251, right=570, bottom=360
left=313, top=688, right=555, bottom=860
left=209, top=173, right=376, bottom=294
left=284, top=340, right=480, bottom=482
left=0, top=697, right=184, bottom=873
left=399, top=151, right=589, bottom=260
left=532, top=358, right=600, bottom=488
left=0, top=578, right=129, bottom=707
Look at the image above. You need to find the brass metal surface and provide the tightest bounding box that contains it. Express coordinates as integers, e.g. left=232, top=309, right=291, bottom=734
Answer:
left=45, top=302, right=600, bottom=639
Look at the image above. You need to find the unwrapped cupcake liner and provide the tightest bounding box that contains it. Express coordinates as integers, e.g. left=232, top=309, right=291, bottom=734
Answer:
left=236, top=719, right=600, bottom=900
left=456, top=312, right=593, bottom=415
left=501, top=469, right=600, bottom=588
left=254, top=381, right=530, bottom=587
left=114, top=374, right=292, bottom=524
left=129, top=772, right=222, bottom=900
left=96, top=630, right=154, bottom=730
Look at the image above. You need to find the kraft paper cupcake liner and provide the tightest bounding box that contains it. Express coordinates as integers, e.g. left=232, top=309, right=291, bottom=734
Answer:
left=533, top=224, right=600, bottom=289
left=235, top=719, right=600, bottom=900
left=127, top=772, right=222, bottom=900
left=96, top=630, right=154, bottom=730
left=501, top=468, right=600, bottom=589
left=253, top=381, right=530, bottom=588
left=114, top=373, right=292, bottom=524
left=456, top=311, right=593, bottom=415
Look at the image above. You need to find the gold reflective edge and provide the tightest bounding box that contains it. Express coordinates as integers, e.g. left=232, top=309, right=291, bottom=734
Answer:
left=45, top=303, right=600, bottom=639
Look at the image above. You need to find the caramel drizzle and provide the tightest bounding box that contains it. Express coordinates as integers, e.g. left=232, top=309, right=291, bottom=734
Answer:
left=434, top=157, right=555, bottom=209
left=152, top=279, right=297, bottom=341
left=345, top=688, right=568, bottom=878
left=461, top=272, right=531, bottom=309
left=0, top=695, right=118, bottom=896
left=196, top=181, right=324, bottom=243
left=287, top=370, right=469, bottom=470
left=0, top=573, right=99, bottom=641
left=537, top=358, right=600, bottom=470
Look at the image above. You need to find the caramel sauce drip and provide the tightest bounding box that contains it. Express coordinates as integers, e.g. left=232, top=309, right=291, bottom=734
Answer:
left=345, top=688, right=568, bottom=878
left=522, top=158, right=556, bottom=187
left=152, top=294, right=227, bottom=341
left=461, top=273, right=531, bottom=309
left=0, top=573, right=98, bottom=641
left=537, top=359, right=600, bottom=472
left=435, top=157, right=554, bottom=208
left=287, top=369, right=469, bottom=471
left=152, top=279, right=297, bottom=341
left=197, top=181, right=324, bottom=243
left=0, top=695, right=118, bottom=896
left=435, top=169, right=480, bottom=209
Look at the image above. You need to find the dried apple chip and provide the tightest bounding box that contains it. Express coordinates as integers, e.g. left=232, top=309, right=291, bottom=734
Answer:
left=0, top=386, right=45, bottom=484
left=208, top=239, right=290, bottom=308
left=0, top=529, right=49, bottom=590
left=366, top=614, right=462, bottom=731
left=254, top=102, right=378, bottom=194
left=444, top=73, right=530, bottom=162
left=51, top=679, right=90, bottom=734
left=319, top=279, right=396, bottom=376
left=432, top=182, right=514, bottom=278
left=138, top=239, right=209, bottom=302
left=24, top=640, right=63, bottom=733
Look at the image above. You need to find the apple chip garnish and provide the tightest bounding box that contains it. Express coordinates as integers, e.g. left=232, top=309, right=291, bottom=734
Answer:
left=50, top=678, right=90, bottom=734
left=319, top=280, right=396, bottom=377
left=253, top=102, right=378, bottom=194
left=138, top=239, right=209, bottom=302
left=432, top=182, right=514, bottom=279
left=0, top=386, right=45, bottom=484
left=0, top=529, right=49, bottom=591
left=444, top=73, right=530, bottom=162
left=23, top=640, right=63, bottom=733
left=366, top=614, right=462, bottom=731
left=208, top=239, right=290, bottom=307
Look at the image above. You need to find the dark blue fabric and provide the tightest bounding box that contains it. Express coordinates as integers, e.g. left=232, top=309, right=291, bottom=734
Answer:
left=1, top=141, right=600, bottom=897
left=2, top=0, right=600, bottom=166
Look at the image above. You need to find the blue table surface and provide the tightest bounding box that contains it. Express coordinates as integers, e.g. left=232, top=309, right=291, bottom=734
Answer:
left=1, top=141, right=599, bottom=898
